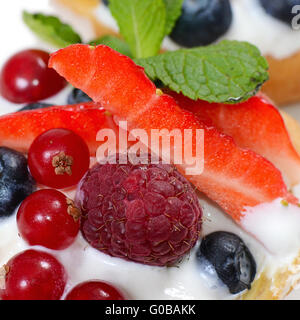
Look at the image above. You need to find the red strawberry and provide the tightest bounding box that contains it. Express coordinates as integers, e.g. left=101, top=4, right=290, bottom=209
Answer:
left=168, top=92, right=300, bottom=187
left=49, top=44, right=297, bottom=222
left=0, top=103, right=118, bottom=156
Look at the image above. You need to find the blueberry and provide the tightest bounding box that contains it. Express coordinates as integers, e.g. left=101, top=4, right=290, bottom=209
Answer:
left=259, top=0, right=300, bottom=25
left=102, top=0, right=109, bottom=6
left=18, top=102, right=54, bottom=112
left=67, top=88, right=92, bottom=105
left=0, top=147, right=35, bottom=217
left=197, top=231, right=256, bottom=294
left=170, top=0, right=233, bottom=47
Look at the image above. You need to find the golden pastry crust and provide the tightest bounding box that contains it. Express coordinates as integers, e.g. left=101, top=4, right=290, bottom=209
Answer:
left=262, top=53, right=300, bottom=106
left=242, top=253, right=300, bottom=300
left=281, top=111, right=300, bottom=155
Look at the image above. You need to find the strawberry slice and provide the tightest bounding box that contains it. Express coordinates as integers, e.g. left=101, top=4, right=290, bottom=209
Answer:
left=0, top=103, right=118, bottom=156
left=168, top=92, right=300, bottom=187
left=49, top=44, right=297, bottom=222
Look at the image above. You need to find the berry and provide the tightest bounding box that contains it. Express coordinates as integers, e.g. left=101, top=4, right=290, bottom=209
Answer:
left=65, top=280, right=125, bottom=300
left=76, top=154, right=202, bottom=267
left=168, top=92, right=300, bottom=187
left=49, top=44, right=296, bottom=226
left=17, top=189, right=81, bottom=250
left=197, top=232, right=256, bottom=294
left=0, top=49, right=66, bottom=103
left=170, top=0, right=233, bottom=47
left=259, top=0, right=300, bottom=25
left=67, top=88, right=92, bottom=104
left=28, top=128, right=90, bottom=189
left=0, top=147, right=35, bottom=217
left=19, top=102, right=54, bottom=112
left=102, top=0, right=109, bottom=6
left=0, top=102, right=117, bottom=156
left=0, top=249, right=67, bottom=300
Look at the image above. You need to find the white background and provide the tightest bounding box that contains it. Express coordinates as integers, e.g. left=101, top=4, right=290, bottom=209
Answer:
left=0, top=1, right=53, bottom=67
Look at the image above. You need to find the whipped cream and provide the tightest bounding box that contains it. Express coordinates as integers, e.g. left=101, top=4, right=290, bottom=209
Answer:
left=94, top=0, right=300, bottom=59
left=241, top=199, right=300, bottom=256
left=222, top=0, right=300, bottom=59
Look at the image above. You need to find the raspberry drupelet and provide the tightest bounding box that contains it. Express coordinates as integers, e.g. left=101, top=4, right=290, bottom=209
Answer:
left=76, top=154, right=202, bottom=267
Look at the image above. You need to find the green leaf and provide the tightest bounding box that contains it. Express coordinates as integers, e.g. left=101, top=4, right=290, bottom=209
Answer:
left=89, top=35, right=132, bottom=58
left=23, top=11, right=82, bottom=48
left=109, top=0, right=166, bottom=58
left=136, top=40, right=269, bottom=104
left=163, top=0, right=184, bottom=35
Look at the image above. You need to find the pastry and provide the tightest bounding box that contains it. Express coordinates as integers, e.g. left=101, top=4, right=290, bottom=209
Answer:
left=1, top=1, right=300, bottom=300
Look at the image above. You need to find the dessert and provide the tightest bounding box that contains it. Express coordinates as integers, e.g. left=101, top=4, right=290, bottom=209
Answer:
left=53, top=0, right=300, bottom=106
left=0, top=0, right=300, bottom=301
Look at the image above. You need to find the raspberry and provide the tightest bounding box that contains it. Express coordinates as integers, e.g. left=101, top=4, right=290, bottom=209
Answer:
left=76, top=154, right=202, bottom=266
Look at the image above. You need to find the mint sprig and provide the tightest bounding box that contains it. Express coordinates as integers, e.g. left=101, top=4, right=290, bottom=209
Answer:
left=163, top=0, right=184, bottom=35
left=23, top=3, right=270, bottom=105
left=23, top=11, right=82, bottom=48
left=89, top=35, right=132, bottom=58
left=109, top=0, right=166, bottom=58
left=136, top=41, right=269, bottom=104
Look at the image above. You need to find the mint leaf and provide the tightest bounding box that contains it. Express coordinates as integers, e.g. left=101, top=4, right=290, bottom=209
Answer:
left=89, top=35, right=132, bottom=58
left=163, top=0, right=184, bottom=35
left=109, top=0, right=166, bottom=58
left=136, top=40, right=269, bottom=104
left=23, top=11, right=82, bottom=47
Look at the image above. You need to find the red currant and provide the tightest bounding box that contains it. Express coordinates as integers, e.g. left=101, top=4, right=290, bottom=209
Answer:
left=17, top=189, right=81, bottom=250
left=0, top=49, right=67, bottom=103
left=0, top=249, right=67, bottom=300
left=28, top=128, right=90, bottom=189
left=65, top=280, right=126, bottom=300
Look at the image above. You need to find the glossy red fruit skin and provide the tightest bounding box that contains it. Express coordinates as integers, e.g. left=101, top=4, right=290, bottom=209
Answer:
left=28, top=128, right=90, bottom=189
left=0, top=49, right=66, bottom=103
left=17, top=189, right=80, bottom=250
left=0, top=249, right=67, bottom=300
left=65, top=281, right=125, bottom=300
